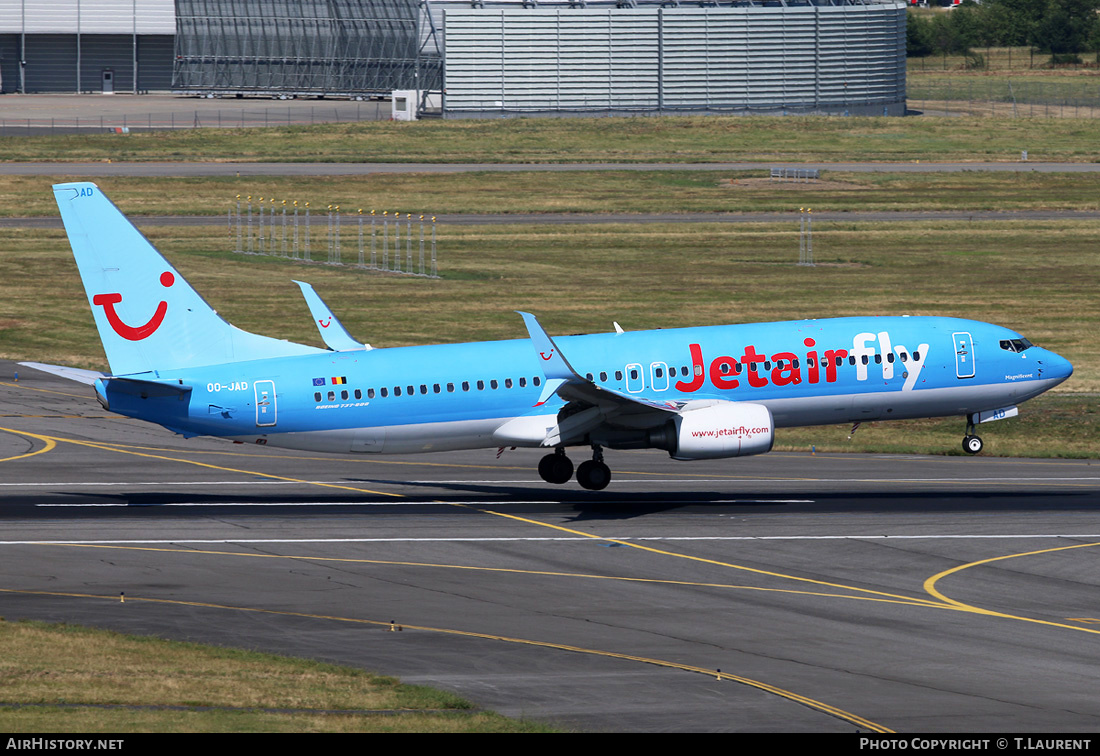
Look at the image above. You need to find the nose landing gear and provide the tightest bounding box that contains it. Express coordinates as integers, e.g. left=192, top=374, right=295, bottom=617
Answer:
left=962, top=415, right=983, bottom=454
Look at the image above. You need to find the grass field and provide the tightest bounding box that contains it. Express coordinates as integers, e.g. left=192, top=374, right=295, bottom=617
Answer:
left=6, top=114, right=1100, bottom=163
left=0, top=620, right=548, bottom=732
left=8, top=170, right=1100, bottom=218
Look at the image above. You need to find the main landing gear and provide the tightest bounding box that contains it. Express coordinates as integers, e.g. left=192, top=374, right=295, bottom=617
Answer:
left=962, top=415, right=983, bottom=455
left=537, top=445, right=611, bottom=490
left=537, top=447, right=573, bottom=484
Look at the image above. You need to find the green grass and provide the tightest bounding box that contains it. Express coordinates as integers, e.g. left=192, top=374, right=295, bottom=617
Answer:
left=7, top=170, right=1100, bottom=219
left=0, top=619, right=550, bottom=732
left=776, top=393, right=1096, bottom=458
left=8, top=115, right=1100, bottom=163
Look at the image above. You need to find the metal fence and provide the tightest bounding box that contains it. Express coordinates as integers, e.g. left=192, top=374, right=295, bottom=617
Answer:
left=772, top=168, right=820, bottom=182
left=908, top=78, right=1100, bottom=118
left=0, top=101, right=391, bottom=136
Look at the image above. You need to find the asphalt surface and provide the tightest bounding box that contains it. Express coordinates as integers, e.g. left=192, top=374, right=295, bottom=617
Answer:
left=0, top=94, right=390, bottom=134
left=3, top=360, right=1100, bottom=732
left=11, top=159, right=1097, bottom=229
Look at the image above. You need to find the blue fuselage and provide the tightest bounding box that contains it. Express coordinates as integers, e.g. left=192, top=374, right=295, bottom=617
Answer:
left=95, top=315, right=1073, bottom=455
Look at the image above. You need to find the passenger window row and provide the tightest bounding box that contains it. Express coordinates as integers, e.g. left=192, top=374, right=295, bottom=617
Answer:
left=310, top=347, right=929, bottom=404
left=314, top=376, right=544, bottom=403
left=580, top=351, right=923, bottom=383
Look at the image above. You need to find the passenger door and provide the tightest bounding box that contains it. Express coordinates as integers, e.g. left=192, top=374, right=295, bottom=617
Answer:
left=254, top=380, right=277, bottom=426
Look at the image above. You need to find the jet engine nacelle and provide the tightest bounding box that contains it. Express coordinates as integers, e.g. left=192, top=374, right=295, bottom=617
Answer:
left=649, top=401, right=774, bottom=460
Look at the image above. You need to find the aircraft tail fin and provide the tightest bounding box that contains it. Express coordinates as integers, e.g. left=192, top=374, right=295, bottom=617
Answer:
left=53, top=182, right=323, bottom=376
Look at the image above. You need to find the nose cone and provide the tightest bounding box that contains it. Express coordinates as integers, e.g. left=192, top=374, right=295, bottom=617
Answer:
left=1038, top=348, right=1074, bottom=386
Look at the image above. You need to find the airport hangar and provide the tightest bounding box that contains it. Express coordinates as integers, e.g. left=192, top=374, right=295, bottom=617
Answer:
left=0, top=0, right=907, bottom=118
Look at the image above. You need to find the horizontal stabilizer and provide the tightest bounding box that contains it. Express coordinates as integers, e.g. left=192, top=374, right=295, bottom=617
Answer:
left=103, top=377, right=192, bottom=399
left=93, top=375, right=192, bottom=420
left=18, top=361, right=104, bottom=386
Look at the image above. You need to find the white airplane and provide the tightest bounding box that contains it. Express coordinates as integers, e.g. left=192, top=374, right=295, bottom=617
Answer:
left=22, top=182, right=1075, bottom=490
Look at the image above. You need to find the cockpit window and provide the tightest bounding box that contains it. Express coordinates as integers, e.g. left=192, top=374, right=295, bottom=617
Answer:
left=999, top=338, right=1034, bottom=353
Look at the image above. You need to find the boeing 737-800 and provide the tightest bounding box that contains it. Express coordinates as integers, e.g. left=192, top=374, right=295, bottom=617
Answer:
left=23, top=182, right=1074, bottom=490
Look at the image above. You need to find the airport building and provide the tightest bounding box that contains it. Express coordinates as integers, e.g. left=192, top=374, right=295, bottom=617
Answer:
left=437, top=0, right=907, bottom=117
left=0, top=0, right=907, bottom=117
left=0, top=0, right=175, bottom=94
left=173, top=0, right=441, bottom=96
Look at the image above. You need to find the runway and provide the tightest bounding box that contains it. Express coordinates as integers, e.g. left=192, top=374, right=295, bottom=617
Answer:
left=3, top=360, right=1100, bottom=732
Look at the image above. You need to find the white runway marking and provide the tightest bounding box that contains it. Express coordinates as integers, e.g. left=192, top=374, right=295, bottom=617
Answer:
left=3, top=534, right=1100, bottom=546
left=34, top=498, right=814, bottom=508
left=33, top=501, right=415, bottom=508
left=5, top=476, right=1099, bottom=488
left=3, top=481, right=318, bottom=487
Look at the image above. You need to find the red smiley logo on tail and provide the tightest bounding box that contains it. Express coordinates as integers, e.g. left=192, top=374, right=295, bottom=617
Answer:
left=318, top=317, right=331, bottom=329
left=92, top=271, right=174, bottom=341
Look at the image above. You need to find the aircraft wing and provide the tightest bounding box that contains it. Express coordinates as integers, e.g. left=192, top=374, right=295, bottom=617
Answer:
left=293, top=280, right=371, bottom=352
left=557, top=380, right=686, bottom=414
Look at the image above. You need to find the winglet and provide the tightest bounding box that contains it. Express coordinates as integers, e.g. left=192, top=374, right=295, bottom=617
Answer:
left=517, top=312, right=580, bottom=382
left=293, top=280, right=371, bottom=352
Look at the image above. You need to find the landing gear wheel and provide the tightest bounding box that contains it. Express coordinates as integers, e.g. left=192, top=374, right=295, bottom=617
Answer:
left=576, top=460, right=611, bottom=491
left=963, top=435, right=983, bottom=455
left=538, top=451, right=574, bottom=484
